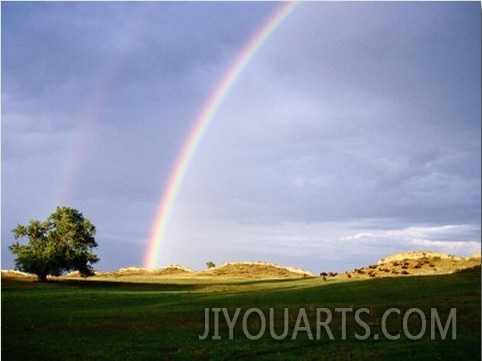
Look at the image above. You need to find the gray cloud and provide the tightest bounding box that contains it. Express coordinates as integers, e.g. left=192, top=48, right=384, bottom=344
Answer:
left=2, top=2, right=480, bottom=272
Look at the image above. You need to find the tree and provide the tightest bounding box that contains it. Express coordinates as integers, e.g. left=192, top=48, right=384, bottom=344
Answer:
left=9, top=206, right=99, bottom=281
left=206, top=261, right=216, bottom=269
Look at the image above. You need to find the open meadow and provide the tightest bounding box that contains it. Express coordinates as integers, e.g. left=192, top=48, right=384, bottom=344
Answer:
left=2, top=265, right=480, bottom=361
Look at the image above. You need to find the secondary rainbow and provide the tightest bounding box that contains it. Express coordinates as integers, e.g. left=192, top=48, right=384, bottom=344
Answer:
left=52, top=5, right=154, bottom=209
left=144, top=2, right=299, bottom=269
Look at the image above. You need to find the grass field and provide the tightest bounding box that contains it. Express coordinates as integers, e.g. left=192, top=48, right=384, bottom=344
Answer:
left=2, top=270, right=480, bottom=360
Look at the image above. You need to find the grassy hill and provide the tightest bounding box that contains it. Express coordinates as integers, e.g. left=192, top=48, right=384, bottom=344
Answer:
left=2, top=254, right=480, bottom=360
left=7, top=250, right=475, bottom=282
left=197, top=261, right=314, bottom=278
left=335, top=251, right=481, bottom=280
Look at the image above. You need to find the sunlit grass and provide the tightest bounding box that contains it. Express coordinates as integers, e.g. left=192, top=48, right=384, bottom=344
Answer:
left=2, top=271, right=480, bottom=360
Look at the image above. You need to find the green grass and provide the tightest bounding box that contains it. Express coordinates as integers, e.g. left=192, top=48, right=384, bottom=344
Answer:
left=2, top=272, right=480, bottom=360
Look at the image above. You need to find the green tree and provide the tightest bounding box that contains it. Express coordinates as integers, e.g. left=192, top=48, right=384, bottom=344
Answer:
left=9, top=206, right=99, bottom=281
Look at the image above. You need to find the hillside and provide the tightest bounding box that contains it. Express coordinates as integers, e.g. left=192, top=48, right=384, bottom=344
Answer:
left=198, top=261, right=314, bottom=279
left=2, top=251, right=480, bottom=281
left=325, top=251, right=481, bottom=281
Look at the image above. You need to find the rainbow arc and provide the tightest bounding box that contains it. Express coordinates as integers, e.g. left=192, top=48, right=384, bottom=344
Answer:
left=144, top=2, right=299, bottom=269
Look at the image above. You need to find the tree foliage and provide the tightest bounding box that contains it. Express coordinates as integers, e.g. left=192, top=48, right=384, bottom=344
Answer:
left=9, top=206, right=99, bottom=281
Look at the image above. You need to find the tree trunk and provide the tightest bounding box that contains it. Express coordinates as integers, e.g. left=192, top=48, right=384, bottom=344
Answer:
left=37, top=273, right=48, bottom=282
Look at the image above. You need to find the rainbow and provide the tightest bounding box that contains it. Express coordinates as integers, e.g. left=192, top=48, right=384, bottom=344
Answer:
left=144, top=1, right=299, bottom=269
left=53, top=4, right=154, bottom=209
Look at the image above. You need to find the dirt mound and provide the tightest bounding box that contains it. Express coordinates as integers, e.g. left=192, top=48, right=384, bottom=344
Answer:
left=199, top=261, right=314, bottom=279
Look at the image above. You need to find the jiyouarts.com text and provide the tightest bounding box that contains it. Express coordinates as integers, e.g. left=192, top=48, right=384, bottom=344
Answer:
left=199, top=307, right=456, bottom=341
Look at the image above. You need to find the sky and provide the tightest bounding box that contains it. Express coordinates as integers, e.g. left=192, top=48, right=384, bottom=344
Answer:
left=2, top=1, right=480, bottom=274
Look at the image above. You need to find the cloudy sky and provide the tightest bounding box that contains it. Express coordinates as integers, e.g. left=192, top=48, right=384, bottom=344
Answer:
left=2, top=1, right=480, bottom=273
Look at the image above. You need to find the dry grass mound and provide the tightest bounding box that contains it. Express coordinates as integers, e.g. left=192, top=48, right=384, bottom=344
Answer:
left=199, top=261, right=314, bottom=279
left=103, top=265, right=195, bottom=278
left=1, top=269, right=36, bottom=279
left=3, top=250, right=478, bottom=281
left=377, top=251, right=462, bottom=264
left=336, top=251, right=481, bottom=280
left=57, top=263, right=311, bottom=280
left=154, top=264, right=195, bottom=276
